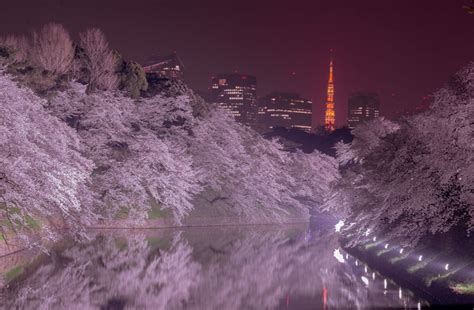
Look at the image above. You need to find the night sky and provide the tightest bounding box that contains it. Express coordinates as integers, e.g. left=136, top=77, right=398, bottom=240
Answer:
left=1, top=0, right=473, bottom=126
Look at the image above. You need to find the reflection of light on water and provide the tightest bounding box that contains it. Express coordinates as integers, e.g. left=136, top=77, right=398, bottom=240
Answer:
left=333, top=248, right=345, bottom=263
left=334, top=220, right=344, bottom=232
left=361, top=276, right=369, bottom=286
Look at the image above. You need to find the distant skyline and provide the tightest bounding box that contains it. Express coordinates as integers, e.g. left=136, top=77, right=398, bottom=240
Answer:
left=1, top=0, right=473, bottom=126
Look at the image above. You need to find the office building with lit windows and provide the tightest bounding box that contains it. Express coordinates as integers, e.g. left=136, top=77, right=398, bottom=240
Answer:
left=257, top=92, right=313, bottom=133
left=211, top=74, right=257, bottom=126
left=347, top=92, right=380, bottom=129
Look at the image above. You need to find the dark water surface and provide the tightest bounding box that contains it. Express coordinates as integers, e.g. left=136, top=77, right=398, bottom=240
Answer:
left=3, top=224, right=427, bottom=309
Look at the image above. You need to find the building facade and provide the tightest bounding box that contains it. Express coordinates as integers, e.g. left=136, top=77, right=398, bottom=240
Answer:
left=143, top=53, right=184, bottom=80
left=211, top=74, right=257, bottom=126
left=257, top=92, right=312, bottom=133
left=347, top=92, right=380, bottom=129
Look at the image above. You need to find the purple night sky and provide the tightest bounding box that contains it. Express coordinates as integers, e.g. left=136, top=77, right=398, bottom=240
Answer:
left=1, top=0, right=473, bottom=126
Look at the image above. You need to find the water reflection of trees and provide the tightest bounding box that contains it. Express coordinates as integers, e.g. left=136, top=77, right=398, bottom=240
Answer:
left=5, top=226, right=416, bottom=309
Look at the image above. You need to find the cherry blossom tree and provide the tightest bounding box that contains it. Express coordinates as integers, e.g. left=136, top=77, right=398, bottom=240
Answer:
left=329, top=63, right=474, bottom=246
left=188, top=108, right=338, bottom=222
left=48, top=84, right=203, bottom=222
left=49, top=79, right=337, bottom=224
left=0, top=75, right=94, bottom=245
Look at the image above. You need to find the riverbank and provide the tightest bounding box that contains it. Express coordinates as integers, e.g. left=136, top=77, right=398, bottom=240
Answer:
left=0, top=217, right=309, bottom=290
left=89, top=216, right=309, bottom=229
left=342, top=234, right=474, bottom=306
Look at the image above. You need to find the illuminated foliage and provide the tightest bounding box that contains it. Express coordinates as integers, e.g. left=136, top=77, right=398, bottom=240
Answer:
left=329, top=63, right=474, bottom=246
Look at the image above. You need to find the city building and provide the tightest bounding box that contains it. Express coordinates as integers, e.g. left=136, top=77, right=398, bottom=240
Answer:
left=210, top=74, right=257, bottom=126
left=257, top=92, right=312, bottom=133
left=143, top=52, right=184, bottom=80
left=347, top=92, right=380, bottom=129
left=324, top=60, right=336, bottom=131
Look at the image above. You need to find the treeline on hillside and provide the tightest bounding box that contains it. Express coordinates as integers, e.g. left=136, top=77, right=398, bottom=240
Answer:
left=264, top=126, right=353, bottom=156
left=0, top=24, right=338, bottom=247
left=0, top=23, right=147, bottom=98
left=326, top=63, right=474, bottom=247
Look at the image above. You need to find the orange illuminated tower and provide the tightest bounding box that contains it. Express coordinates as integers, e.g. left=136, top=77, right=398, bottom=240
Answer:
left=324, top=59, right=335, bottom=131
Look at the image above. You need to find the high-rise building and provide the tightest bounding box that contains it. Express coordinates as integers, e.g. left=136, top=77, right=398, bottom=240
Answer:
left=211, top=74, right=257, bottom=126
left=257, top=92, right=312, bottom=133
left=347, top=92, right=380, bottom=129
left=324, top=60, right=336, bottom=131
left=143, top=52, right=184, bottom=80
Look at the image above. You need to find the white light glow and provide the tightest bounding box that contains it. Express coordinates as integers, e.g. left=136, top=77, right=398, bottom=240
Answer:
left=373, top=237, right=377, bottom=242
left=384, top=243, right=389, bottom=249
left=418, top=255, right=423, bottom=262
left=364, top=265, right=368, bottom=273
left=365, top=228, right=371, bottom=236
left=333, top=248, right=345, bottom=263
left=384, top=279, right=387, bottom=289
left=361, top=276, right=369, bottom=286
left=335, top=220, right=345, bottom=232
left=445, top=263, right=449, bottom=271
left=355, top=260, right=359, bottom=266
left=400, top=248, right=404, bottom=254
left=399, top=287, right=402, bottom=299
left=372, top=272, right=375, bottom=280
left=417, top=302, right=421, bottom=310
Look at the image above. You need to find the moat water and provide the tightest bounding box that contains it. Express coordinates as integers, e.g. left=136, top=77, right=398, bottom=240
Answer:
left=3, top=224, right=427, bottom=309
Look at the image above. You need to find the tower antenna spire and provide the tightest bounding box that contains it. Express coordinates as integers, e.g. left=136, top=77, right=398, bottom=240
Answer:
left=324, top=57, right=336, bottom=131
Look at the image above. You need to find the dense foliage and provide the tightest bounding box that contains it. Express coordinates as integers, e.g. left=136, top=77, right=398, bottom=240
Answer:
left=0, top=22, right=338, bottom=245
left=0, top=76, right=94, bottom=244
left=327, top=63, right=474, bottom=246
left=0, top=66, right=337, bottom=245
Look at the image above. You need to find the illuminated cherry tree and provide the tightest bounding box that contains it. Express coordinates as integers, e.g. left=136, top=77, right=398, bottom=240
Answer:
left=188, top=108, right=339, bottom=222
left=0, top=75, right=94, bottom=244
left=48, top=84, right=203, bottom=222
left=328, top=63, right=474, bottom=246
